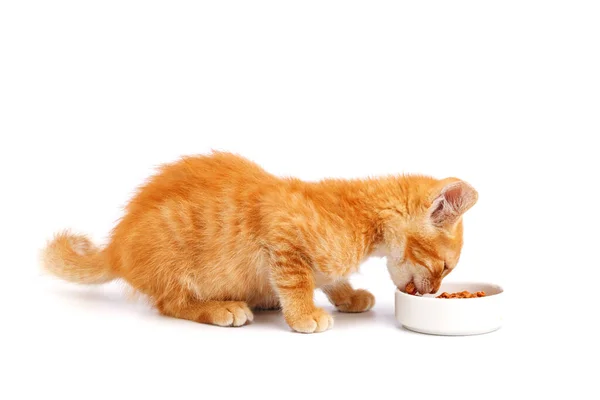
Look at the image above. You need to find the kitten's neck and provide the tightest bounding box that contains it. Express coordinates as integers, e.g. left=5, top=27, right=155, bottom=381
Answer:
left=307, top=176, right=408, bottom=257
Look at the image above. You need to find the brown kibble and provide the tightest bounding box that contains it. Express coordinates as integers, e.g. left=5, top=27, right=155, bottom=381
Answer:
left=405, top=282, right=418, bottom=295
left=405, top=282, right=486, bottom=298
left=436, top=290, right=486, bottom=299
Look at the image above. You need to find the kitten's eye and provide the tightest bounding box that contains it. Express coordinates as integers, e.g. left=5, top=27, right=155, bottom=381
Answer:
left=443, top=262, right=449, bottom=271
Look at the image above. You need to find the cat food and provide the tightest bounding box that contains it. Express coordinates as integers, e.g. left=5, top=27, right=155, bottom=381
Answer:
left=436, top=291, right=486, bottom=299
left=404, top=282, right=486, bottom=298
left=405, top=282, right=418, bottom=295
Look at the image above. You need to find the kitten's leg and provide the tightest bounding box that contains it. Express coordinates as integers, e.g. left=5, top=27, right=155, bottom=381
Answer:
left=322, top=280, right=375, bottom=313
left=271, top=251, right=333, bottom=333
left=156, top=292, right=254, bottom=327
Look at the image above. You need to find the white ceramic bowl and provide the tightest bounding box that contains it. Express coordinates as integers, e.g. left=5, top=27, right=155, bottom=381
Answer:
left=395, top=282, right=504, bottom=336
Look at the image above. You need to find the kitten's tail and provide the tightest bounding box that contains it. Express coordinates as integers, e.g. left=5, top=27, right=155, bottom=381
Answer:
left=41, top=230, right=116, bottom=284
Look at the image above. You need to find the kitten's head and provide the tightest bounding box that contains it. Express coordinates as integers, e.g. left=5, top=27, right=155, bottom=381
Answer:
left=382, top=178, right=478, bottom=295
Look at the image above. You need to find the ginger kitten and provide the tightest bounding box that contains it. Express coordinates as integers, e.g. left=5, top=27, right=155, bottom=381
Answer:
left=42, top=152, right=478, bottom=333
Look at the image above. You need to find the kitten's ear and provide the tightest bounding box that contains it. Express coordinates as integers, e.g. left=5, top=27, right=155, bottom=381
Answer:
left=429, top=179, right=478, bottom=227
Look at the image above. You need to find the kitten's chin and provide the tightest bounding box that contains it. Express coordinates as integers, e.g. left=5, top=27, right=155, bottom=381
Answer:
left=396, top=279, right=435, bottom=295
left=392, top=277, right=412, bottom=293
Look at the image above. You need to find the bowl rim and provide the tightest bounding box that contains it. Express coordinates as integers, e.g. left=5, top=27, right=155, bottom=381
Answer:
left=395, top=281, right=504, bottom=302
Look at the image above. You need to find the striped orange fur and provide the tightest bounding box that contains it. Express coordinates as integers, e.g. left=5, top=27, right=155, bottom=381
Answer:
left=42, top=151, right=478, bottom=333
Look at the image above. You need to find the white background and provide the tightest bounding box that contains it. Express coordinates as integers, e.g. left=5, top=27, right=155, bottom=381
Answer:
left=1, top=1, right=599, bottom=399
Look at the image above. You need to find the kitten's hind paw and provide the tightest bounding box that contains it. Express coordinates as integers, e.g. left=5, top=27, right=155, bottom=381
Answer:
left=157, top=300, right=254, bottom=327
left=335, top=289, right=375, bottom=313
left=213, top=302, right=254, bottom=327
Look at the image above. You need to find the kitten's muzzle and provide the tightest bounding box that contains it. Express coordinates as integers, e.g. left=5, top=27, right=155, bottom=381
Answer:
left=416, top=278, right=434, bottom=295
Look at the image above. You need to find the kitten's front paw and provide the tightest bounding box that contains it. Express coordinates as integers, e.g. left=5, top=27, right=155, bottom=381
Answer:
left=287, top=308, right=334, bottom=333
left=336, top=289, right=375, bottom=313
